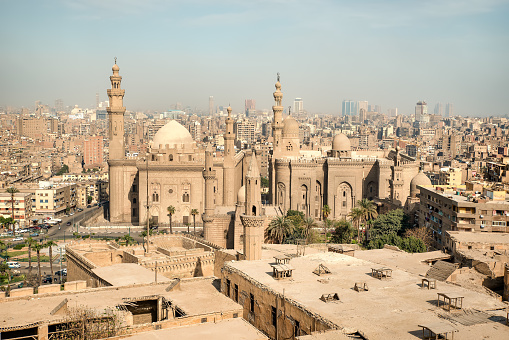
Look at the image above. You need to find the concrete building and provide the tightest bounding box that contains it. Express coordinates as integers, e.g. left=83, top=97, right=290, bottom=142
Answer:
left=83, top=136, right=104, bottom=169
left=438, top=167, right=463, bottom=186
left=419, top=184, right=509, bottom=250
left=0, top=192, right=33, bottom=227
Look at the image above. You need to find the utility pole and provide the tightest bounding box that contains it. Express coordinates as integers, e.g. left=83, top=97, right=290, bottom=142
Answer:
left=59, top=247, right=62, bottom=284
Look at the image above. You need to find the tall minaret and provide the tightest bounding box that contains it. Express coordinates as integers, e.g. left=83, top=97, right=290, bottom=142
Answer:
left=107, top=58, right=126, bottom=160
left=203, top=147, right=217, bottom=243
left=223, top=105, right=235, bottom=206
left=245, top=150, right=262, bottom=216
left=241, top=150, right=265, bottom=261
left=272, top=73, right=283, bottom=156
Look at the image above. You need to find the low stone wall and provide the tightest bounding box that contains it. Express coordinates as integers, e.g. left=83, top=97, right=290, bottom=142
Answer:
left=38, top=284, right=61, bottom=294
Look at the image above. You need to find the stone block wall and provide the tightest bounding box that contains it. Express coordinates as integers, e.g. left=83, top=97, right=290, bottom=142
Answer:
left=38, top=284, right=61, bottom=294
left=10, top=287, right=34, bottom=297
left=221, top=264, right=337, bottom=339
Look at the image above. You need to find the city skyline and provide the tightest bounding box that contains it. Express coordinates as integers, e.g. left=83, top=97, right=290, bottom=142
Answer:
left=1, top=0, right=508, bottom=116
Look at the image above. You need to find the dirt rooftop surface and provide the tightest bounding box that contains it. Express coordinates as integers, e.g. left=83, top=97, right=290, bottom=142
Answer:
left=0, top=278, right=240, bottom=329
left=227, top=250, right=509, bottom=339
left=92, top=263, right=171, bottom=286
left=121, top=318, right=268, bottom=340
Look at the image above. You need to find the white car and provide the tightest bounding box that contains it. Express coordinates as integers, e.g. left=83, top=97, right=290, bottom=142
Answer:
left=13, top=237, right=23, bottom=241
left=7, top=262, right=20, bottom=269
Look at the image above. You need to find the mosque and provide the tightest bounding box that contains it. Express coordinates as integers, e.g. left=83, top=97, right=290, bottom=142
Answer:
left=106, top=62, right=424, bottom=250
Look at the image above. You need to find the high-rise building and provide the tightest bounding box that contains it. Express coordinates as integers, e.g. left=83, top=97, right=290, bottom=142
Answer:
left=234, top=119, right=256, bottom=144
left=54, top=99, right=64, bottom=113
left=434, top=103, right=443, bottom=115
left=84, top=136, right=104, bottom=168
left=209, top=96, right=214, bottom=115
left=415, top=101, right=427, bottom=122
left=96, top=93, right=100, bottom=109
left=342, top=100, right=357, bottom=116
left=446, top=103, right=453, bottom=118
left=358, top=101, right=368, bottom=114
left=293, top=98, right=303, bottom=115
left=245, top=99, right=256, bottom=116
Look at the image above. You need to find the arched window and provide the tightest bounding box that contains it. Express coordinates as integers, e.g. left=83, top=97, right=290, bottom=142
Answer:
left=252, top=205, right=257, bottom=216
left=182, top=193, right=190, bottom=202
left=169, top=154, right=173, bottom=161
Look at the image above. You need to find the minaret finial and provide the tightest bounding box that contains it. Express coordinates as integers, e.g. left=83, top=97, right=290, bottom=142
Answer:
left=277, top=72, right=280, bottom=82
left=288, top=106, right=291, bottom=116
left=114, top=57, right=117, bottom=64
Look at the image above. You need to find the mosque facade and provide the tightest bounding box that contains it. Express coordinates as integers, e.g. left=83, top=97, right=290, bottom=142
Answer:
left=107, top=62, right=422, bottom=250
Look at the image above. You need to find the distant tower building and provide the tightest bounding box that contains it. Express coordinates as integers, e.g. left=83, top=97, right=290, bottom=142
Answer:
left=434, top=103, right=443, bottom=115
left=294, top=98, right=303, bottom=115
left=55, top=99, right=64, bottom=113
left=358, top=100, right=368, bottom=114
left=446, top=103, right=453, bottom=118
left=209, top=96, right=214, bottom=115
left=96, top=93, right=100, bottom=109
left=359, top=108, right=367, bottom=123
left=342, top=100, right=357, bottom=116
left=415, top=101, right=427, bottom=122
left=245, top=99, right=256, bottom=116
left=374, top=105, right=381, bottom=114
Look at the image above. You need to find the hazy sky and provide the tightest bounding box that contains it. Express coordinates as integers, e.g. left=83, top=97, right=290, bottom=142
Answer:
left=1, top=0, right=508, bottom=116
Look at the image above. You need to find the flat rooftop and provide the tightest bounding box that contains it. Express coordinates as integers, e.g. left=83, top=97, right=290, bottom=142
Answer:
left=0, top=278, right=239, bottom=330
left=121, top=318, right=268, bottom=340
left=424, top=186, right=509, bottom=204
left=448, top=231, right=509, bottom=244
left=226, top=251, right=509, bottom=339
left=92, top=263, right=171, bottom=286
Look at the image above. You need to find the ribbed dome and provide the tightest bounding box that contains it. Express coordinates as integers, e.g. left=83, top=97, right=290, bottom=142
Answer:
left=282, top=116, right=299, bottom=137
left=237, top=185, right=246, bottom=203
left=152, top=120, right=193, bottom=148
left=332, top=133, right=351, bottom=151
left=410, top=171, right=431, bottom=196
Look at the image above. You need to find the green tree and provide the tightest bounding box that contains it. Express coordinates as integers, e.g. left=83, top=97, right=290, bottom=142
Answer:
left=266, top=217, right=294, bottom=244
left=322, top=205, right=331, bottom=221
left=55, top=164, right=69, bottom=176
left=24, top=237, right=36, bottom=285
left=369, top=209, right=405, bottom=240
left=331, top=220, right=357, bottom=244
left=302, top=217, right=318, bottom=244
left=87, top=196, right=93, bottom=204
left=260, top=177, right=269, bottom=188
left=357, top=198, right=378, bottom=242
left=32, top=241, right=44, bottom=287
left=286, top=210, right=305, bottom=228
left=191, top=209, right=199, bottom=234
left=45, top=240, right=57, bottom=278
left=167, top=206, right=175, bottom=234
left=6, top=187, right=19, bottom=234
left=122, top=234, right=135, bottom=246
left=0, top=261, right=10, bottom=290
left=348, top=207, right=364, bottom=242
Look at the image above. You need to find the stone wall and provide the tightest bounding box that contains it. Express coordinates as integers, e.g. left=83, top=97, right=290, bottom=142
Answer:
left=221, top=264, right=338, bottom=339
left=504, top=264, right=509, bottom=301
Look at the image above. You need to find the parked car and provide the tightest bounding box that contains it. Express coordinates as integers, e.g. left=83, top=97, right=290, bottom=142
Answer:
left=66, top=222, right=71, bottom=226
left=6, top=262, right=20, bottom=269
left=12, top=237, right=23, bottom=242
left=42, top=275, right=55, bottom=284
left=55, top=269, right=67, bottom=276
left=29, top=232, right=39, bottom=237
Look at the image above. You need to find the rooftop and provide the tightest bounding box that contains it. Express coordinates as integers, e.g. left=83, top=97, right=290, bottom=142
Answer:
left=448, top=231, right=509, bottom=244
left=225, top=251, right=509, bottom=339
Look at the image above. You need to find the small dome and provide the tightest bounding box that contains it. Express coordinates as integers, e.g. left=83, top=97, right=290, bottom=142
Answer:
left=282, top=116, right=299, bottom=137
left=152, top=120, right=194, bottom=149
left=410, top=171, right=431, bottom=196
left=332, top=133, right=351, bottom=151
left=237, top=185, right=246, bottom=203
left=112, top=63, right=119, bottom=72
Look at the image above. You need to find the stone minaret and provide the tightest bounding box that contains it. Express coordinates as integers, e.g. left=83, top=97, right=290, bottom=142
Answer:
left=272, top=73, right=284, bottom=156
left=107, top=58, right=126, bottom=160
left=241, top=150, right=265, bottom=261
left=223, top=105, right=235, bottom=206
left=202, top=147, right=217, bottom=242
left=390, top=146, right=404, bottom=204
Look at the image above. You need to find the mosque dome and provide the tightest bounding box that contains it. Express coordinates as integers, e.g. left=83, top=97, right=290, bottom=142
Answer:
left=332, top=133, right=351, bottom=151
left=152, top=120, right=194, bottom=149
left=410, top=171, right=431, bottom=197
left=112, top=63, right=120, bottom=72
left=282, top=116, right=299, bottom=137
left=237, top=185, right=246, bottom=203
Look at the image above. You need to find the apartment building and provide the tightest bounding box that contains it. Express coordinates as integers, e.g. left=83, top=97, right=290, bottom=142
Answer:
left=0, top=192, right=33, bottom=227
left=419, top=184, right=509, bottom=250
left=438, top=167, right=463, bottom=186
left=17, top=182, right=77, bottom=218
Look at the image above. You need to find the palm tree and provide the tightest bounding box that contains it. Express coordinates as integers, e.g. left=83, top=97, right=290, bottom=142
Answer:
left=348, top=207, right=364, bottom=242
left=167, top=206, right=175, bottom=234
left=45, top=240, right=57, bottom=279
left=302, top=217, right=318, bottom=244
left=266, top=217, right=293, bottom=244
left=322, top=205, right=331, bottom=222
left=24, top=237, right=36, bottom=285
left=191, top=209, right=199, bottom=234
left=6, top=187, right=19, bottom=234
left=356, top=199, right=378, bottom=242
left=32, top=241, right=44, bottom=287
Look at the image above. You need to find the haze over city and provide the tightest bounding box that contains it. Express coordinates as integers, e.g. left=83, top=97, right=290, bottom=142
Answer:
left=1, top=0, right=508, bottom=116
